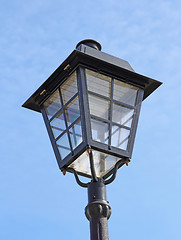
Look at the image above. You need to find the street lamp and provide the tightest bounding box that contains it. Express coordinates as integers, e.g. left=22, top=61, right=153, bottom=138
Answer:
left=22, top=39, right=162, bottom=240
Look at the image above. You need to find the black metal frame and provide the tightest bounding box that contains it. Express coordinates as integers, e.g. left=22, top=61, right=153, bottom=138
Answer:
left=40, top=65, right=143, bottom=179
left=23, top=43, right=162, bottom=179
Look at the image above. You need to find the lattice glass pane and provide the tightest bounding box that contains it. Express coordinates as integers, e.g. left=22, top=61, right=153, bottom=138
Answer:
left=61, top=71, right=78, bottom=104
left=113, top=80, right=138, bottom=106
left=50, top=111, right=66, bottom=139
left=65, top=96, right=80, bottom=126
left=89, top=94, right=110, bottom=120
left=86, top=69, right=111, bottom=98
left=111, top=125, right=130, bottom=150
left=69, top=150, right=120, bottom=178
left=112, top=103, right=134, bottom=127
left=69, top=119, right=82, bottom=149
left=56, top=132, right=71, bottom=159
left=91, top=119, right=109, bottom=144
left=44, top=89, right=62, bottom=119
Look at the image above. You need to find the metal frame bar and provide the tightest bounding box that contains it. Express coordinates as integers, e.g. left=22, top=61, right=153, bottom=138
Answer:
left=67, top=167, right=89, bottom=188
left=49, top=92, right=78, bottom=122
left=81, top=64, right=146, bottom=90
left=51, top=125, right=65, bottom=133
left=55, top=117, right=81, bottom=141
left=76, top=67, right=88, bottom=144
left=60, top=141, right=87, bottom=168
left=88, top=150, right=98, bottom=182
left=41, top=107, right=63, bottom=167
left=90, top=114, right=131, bottom=130
left=57, top=127, right=82, bottom=149
left=78, top=66, right=92, bottom=146
left=58, top=88, right=74, bottom=154
left=71, top=125, right=77, bottom=147
left=127, top=88, right=144, bottom=156
left=89, top=140, right=130, bottom=158
left=104, top=158, right=130, bottom=185
left=108, top=78, right=114, bottom=148
left=88, top=90, right=135, bottom=110
left=56, top=144, right=70, bottom=151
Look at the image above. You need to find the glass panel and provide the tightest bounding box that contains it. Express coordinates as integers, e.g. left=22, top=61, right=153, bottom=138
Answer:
left=112, top=103, right=134, bottom=127
left=86, top=69, right=111, bottom=98
left=69, top=151, right=91, bottom=177
left=61, top=71, right=78, bottom=104
left=50, top=111, right=66, bottom=139
left=103, top=155, right=120, bottom=175
left=88, top=94, right=110, bottom=120
left=69, top=150, right=120, bottom=178
left=91, top=119, right=109, bottom=144
left=65, top=96, right=80, bottom=126
left=69, top=120, right=82, bottom=149
left=92, top=151, right=120, bottom=178
left=111, top=125, right=130, bottom=150
left=56, top=132, right=71, bottom=159
left=44, top=89, right=62, bottom=119
left=113, top=80, right=138, bottom=106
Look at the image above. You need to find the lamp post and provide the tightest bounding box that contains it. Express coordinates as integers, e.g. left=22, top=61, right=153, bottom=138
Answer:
left=22, top=40, right=162, bottom=240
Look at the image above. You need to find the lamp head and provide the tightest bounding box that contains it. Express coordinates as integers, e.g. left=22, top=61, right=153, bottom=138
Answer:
left=22, top=40, right=162, bottom=179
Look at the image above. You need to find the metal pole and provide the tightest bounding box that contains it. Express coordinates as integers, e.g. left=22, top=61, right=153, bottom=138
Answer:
left=85, top=180, right=111, bottom=240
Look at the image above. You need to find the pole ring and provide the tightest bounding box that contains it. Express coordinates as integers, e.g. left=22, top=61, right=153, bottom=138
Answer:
left=85, top=200, right=111, bottom=220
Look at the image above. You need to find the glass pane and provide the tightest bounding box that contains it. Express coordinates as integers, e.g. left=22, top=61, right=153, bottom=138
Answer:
left=44, top=89, right=62, bottom=119
left=92, top=151, right=120, bottom=178
left=91, top=119, right=109, bottom=144
left=50, top=111, right=66, bottom=139
left=65, top=97, right=80, bottom=126
left=69, top=151, right=91, bottom=177
left=112, top=103, right=134, bottom=127
left=113, top=80, right=138, bottom=106
left=88, top=94, right=110, bottom=120
left=69, top=150, right=120, bottom=178
left=56, top=132, right=71, bottom=159
left=86, top=69, right=111, bottom=98
left=69, top=120, right=82, bottom=149
left=103, top=155, right=120, bottom=175
left=61, top=71, right=78, bottom=104
left=111, top=125, right=130, bottom=150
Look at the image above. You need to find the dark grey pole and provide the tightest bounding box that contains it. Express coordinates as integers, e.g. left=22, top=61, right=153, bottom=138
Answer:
left=85, top=180, right=111, bottom=240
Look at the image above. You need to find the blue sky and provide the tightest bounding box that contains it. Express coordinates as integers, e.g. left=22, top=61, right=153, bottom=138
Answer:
left=1, top=0, right=181, bottom=239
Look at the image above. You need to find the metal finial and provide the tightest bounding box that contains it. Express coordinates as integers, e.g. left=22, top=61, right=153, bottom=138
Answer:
left=76, top=39, right=102, bottom=51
